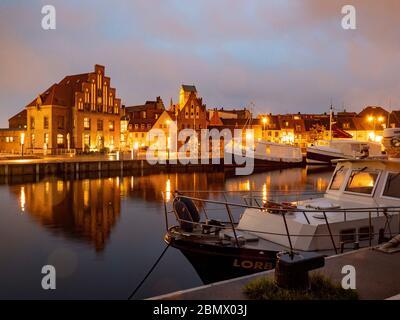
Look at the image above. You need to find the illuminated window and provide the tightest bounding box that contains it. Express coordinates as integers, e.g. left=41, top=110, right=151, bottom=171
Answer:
left=31, top=134, right=35, bottom=147
left=121, top=121, right=127, bottom=132
left=57, top=134, right=64, bottom=146
left=109, top=120, right=115, bottom=131
left=44, top=133, right=49, bottom=145
left=345, top=171, right=379, bottom=195
left=30, top=117, right=35, bottom=129
left=85, top=89, right=89, bottom=103
left=134, top=124, right=138, bottom=129
left=84, top=117, right=90, bottom=129
left=83, top=133, right=90, bottom=147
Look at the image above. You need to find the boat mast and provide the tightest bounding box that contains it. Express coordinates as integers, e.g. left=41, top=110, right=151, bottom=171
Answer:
left=329, top=103, right=333, bottom=141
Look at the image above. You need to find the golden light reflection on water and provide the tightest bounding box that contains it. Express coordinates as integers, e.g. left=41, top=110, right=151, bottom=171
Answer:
left=9, top=168, right=332, bottom=252
left=57, top=180, right=64, bottom=192
left=166, top=179, right=171, bottom=202
left=20, top=186, right=25, bottom=213
left=262, top=183, right=267, bottom=204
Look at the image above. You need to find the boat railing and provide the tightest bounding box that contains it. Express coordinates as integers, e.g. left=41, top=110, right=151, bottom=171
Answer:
left=162, top=190, right=400, bottom=256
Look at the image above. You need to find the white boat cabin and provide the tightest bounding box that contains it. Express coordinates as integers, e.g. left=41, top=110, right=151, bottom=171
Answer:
left=238, top=159, right=400, bottom=252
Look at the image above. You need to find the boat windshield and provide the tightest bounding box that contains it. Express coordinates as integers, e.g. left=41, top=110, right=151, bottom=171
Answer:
left=329, top=167, right=348, bottom=190
left=382, top=172, right=400, bottom=199
left=345, top=170, right=379, bottom=195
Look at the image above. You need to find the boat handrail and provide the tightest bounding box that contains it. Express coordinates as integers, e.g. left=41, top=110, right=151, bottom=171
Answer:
left=162, top=191, right=400, bottom=256
left=170, top=217, right=394, bottom=239
left=175, top=194, right=400, bottom=213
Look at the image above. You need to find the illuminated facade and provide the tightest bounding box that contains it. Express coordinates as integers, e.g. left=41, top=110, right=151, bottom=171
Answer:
left=173, top=85, right=208, bottom=132
left=122, top=96, right=165, bottom=150
left=25, top=64, right=121, bottom=154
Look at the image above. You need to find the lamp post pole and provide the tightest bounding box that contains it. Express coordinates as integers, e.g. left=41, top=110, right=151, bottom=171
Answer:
left=20, top=133, right=25, bottom=157
left=166, top=120, right=170, bottom=161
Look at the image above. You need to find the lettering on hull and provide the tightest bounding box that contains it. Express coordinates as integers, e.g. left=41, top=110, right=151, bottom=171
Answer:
left=233, top=259, right=273, bottom=270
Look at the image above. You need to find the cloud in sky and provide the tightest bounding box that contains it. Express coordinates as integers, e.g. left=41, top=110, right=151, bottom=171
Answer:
left=0, top=0, right=400, bottom=126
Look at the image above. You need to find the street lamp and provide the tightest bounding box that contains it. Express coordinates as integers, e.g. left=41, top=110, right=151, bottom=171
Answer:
left=262, top=117, right=268, bottom=140
left=20, top=132, right=25, bottom=157
left=367, top=115, right=385, bottom=142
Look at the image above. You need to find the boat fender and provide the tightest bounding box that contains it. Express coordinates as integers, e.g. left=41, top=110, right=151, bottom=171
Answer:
left=173, top=199, right=195, bottom=232
left=178, top=197, right=200, bottom=223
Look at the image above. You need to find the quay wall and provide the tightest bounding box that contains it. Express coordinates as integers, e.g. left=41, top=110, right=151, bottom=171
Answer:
left=0, top=159, right=226, bottom=178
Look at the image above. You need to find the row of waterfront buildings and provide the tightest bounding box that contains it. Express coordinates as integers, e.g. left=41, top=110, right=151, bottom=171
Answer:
left=1, top=64, right=399, bottom=155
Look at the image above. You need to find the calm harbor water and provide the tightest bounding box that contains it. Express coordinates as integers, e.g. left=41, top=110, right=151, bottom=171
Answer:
left=0, top=167, right=333, bottom=299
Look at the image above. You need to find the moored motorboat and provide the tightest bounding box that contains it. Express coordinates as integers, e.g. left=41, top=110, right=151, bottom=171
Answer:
left=164, top=159, right=400, bottom=283
left=225, top=139, right=303, bottom=168
left=306, top=140, right=385, bottom=165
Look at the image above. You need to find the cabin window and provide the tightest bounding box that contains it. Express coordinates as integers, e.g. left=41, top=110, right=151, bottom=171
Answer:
left=382, top=173, right=400, bottom=199
left=359, top=226, right=374, bottom=241
left=329, top=167, right=348, bottom=191
left=340, top=228, right=356, bottom=243
left=344, top=170, right=379, bottom=195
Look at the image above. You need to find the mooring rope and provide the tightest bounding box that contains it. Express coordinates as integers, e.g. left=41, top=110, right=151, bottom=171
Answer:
left=127, top=243, right=171, bottom=300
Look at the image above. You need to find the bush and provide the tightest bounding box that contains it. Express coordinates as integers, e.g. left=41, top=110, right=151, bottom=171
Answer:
left=243, top=273, right=358, bottom=300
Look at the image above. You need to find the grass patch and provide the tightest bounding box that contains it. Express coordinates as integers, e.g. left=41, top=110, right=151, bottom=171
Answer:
left=243, top=273, right=358, bottom=300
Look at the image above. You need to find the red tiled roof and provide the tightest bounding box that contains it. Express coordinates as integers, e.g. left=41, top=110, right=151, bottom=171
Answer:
left=25, top=73, right=89, bottom=108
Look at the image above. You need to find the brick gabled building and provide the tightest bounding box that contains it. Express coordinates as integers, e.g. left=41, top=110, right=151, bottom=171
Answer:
left=121, top=96, right=165, bottom=149
left=8, top=110, right=27, bottom=129
left=172, top=84, right=208, bottom=131
left=25, top=64, right=121, bottom=153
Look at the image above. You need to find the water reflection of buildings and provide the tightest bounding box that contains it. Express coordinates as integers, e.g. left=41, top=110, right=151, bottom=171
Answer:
left=9, top=169, right=331, bottom=252
left=225, top=167, right=333, bottom=203
left=119, top=172, right=227, bottom=203
left=9, top=172, right=227, bottom=251
left=10, top=178, right=121, bottom=252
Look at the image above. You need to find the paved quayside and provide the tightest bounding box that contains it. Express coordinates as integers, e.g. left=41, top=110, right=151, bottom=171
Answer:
left=150, top=247, right=400, bottom=300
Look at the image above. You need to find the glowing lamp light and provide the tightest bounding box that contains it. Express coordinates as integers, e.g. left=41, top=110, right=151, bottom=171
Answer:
left=246, top=132, right=253, bottom=140
left=262, top=117, right=268, bottom=124
left=134, top=142, right=139, bottom=150
left=368, top=116, right=374, bottom=123
left=20, top=132, right=25, bottom=145
left=378, top=116, right=384, bottom=123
